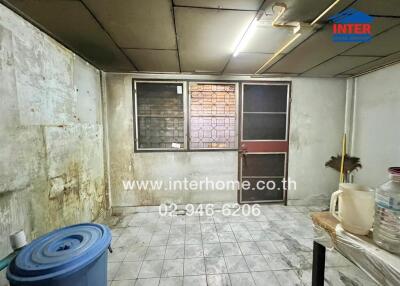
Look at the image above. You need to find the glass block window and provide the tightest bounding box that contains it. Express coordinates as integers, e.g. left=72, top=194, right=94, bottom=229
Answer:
left=189, top=83, right=237, bottom=149
left=135, top=82, right=185, bottom=150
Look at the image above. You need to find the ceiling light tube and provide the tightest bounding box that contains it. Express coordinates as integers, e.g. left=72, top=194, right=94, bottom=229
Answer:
left=233, top=18, right=259, bottom=57
left=255, top=33, right=302, bottom=74
left=311, top=0, right=341, bottom=26
left=253, top=0, right=340, bottom=75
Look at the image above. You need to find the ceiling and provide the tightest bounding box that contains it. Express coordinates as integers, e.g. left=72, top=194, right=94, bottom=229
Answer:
left=2, top=0, right=400, bottom=77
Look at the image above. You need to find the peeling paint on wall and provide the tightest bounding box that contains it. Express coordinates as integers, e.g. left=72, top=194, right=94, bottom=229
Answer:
left=0, top=5, right=106, bottom=285
left=105, top=74, right=347, bottom=208
left=105, top=74, right=238, bottom=207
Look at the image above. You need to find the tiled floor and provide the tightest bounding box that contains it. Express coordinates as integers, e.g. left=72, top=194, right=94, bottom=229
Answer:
left=104, top=204, right=377, bottom=286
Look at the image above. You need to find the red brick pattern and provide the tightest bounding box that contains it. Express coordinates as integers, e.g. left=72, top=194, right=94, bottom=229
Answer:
left=190, top=83, right=237, bottom=149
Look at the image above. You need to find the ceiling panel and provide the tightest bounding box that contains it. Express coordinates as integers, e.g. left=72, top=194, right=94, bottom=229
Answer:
left=369, top=18, right=400, bottom=36
left=242, top=25, right=293, bottom=53
left=263, top=0, right=400, bottom=25
left=267, top=18, right=400, bottom=74
left=317, top=0, right=357, bottom=22
left=263, top=0, right=354, bottom=23
left=124, top=49, right=180, bottom=72
left=352, top=0, right=400, bottom=17
left=340, top=51, right=400, bottom=76
left=224, top=53, right=284, bottom=74
left=343, top=25, right=400, bottom=56
left=5, top=0, right=400, bottom=75
left=304, top=56, right=380, bottom=76
left=314, top=0, right=400, bottom=24
left=173, top=0, right=263, bottom=10
left=267, top=25, right=354, bottom=74
left=175, top=7, right=255, bottom=72
left=83, top=0, right=176, bottom=49
left=6, top=0, right=134, bottom=71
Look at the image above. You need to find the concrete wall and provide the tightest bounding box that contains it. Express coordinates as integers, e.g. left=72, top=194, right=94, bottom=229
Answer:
left=0, top=4, right=106, bottom=284
left=351, top=63, right=400, bottom=187
left=105, top=74, right=347, bottom=207
left=105, top=74, right=237, bottom=207
left=288, top=78, right=346, bottom=205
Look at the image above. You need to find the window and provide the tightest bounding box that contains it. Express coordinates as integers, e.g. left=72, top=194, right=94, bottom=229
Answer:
left=189, top=83, right=237, bottom=149
left=134, top=81, right=186, bottom=150
left=133, top=80, right=238, bottom=151
left=242, top=84, right=289, bottom=141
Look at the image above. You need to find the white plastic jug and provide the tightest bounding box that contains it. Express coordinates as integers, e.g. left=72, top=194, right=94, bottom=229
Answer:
left=330, top=183, right=375, bottom=235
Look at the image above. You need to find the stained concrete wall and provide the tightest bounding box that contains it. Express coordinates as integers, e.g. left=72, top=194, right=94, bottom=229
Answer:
left=105, top=74, right=237, bottom=207
left=0, top=4, right=106, bottom=284
left=288, top=78, right=346, bottom=205
left=105, top=74, right=346, bottom=207
left=351, top=63, right=400, bottom=187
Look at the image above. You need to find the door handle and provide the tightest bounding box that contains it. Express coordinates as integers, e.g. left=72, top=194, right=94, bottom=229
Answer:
left=239, top=144, right=248, bottom=156
left=239, top=145, right=248, bottom=166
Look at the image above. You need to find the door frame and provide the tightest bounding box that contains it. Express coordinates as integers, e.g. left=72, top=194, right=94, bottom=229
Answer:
left=239, top=152, right=288, bottom=204
left=238, top=81, right=292, bottom=205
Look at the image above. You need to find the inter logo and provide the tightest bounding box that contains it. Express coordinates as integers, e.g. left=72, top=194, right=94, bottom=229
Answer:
left=329, top=8, right=373, bottom=43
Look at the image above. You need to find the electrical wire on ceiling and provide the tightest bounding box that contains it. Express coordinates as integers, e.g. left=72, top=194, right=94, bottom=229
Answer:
left=232, top=2, right=293, bottom=58
left=271, top=3, right=296, bottom=28
left=254, top=0, right=343, bottom=74
left=254, top=2, right=304, bottom=74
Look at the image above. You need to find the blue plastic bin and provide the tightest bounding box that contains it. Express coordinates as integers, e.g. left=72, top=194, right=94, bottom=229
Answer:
left=7, top=223, right=111, bottom=286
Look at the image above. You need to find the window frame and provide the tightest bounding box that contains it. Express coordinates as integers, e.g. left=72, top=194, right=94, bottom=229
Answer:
left=240, top=82, right=291, bottom=142
left=188, top=81, right=239, bottom=151
left=132, top=79, right=290, bottom=153
left=133, top=80, right=188, bottom=152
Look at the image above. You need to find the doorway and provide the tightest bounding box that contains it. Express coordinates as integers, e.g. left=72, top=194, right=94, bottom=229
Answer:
left=239, top=82, right=291, bottom=204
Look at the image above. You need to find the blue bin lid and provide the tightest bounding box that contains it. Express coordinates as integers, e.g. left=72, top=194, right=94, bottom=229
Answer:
left=7, top=223, right=111, bottom=283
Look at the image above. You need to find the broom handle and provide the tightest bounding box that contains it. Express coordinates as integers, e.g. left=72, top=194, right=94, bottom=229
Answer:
left=339, top=134, right=347, bottom=183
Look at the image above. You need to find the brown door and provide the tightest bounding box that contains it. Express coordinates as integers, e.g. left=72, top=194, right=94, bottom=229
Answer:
left=239, top=82, right=290, bottom=204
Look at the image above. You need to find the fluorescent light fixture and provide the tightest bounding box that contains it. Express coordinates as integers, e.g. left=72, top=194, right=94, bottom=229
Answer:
left=252, top=0, right=341, bottom=75
left=233, top=18, right=258, bottom=57
left=255, top=33, right=302, bottom=74
left=311, top=0, right=341, bottom=26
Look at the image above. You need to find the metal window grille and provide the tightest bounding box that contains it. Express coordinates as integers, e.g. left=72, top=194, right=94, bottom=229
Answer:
left=136, top=82, right=185, bottom=149
left=189, top=83, right=237, bottom=149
